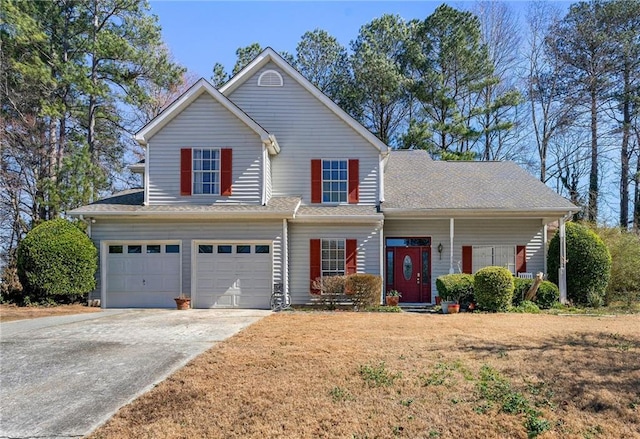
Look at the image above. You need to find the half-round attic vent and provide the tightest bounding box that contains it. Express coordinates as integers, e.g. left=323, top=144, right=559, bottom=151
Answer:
left=258, top=70, right=283, bottom=87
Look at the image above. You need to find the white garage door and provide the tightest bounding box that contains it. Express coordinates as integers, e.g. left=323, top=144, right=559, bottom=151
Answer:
left=194, top=243, right=272, bottom=309
left=106, top=242, right=181, bottom=308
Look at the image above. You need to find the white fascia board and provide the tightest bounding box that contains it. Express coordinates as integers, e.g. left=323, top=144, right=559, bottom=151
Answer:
left=291, top=215, right=384, bottom=224
left=381, top=207, right=575, bottom=219
left=135, top=78, right=272, bottom=147
left=220, top=48, right=388, bottom=154
left=67, top=210, right=295, bottom=220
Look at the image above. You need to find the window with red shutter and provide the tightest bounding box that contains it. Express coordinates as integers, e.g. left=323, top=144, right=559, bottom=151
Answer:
left=221, top=148, right=233, bottom=196
left=462, top=246, right=473, bottom=274
left=180, top=148, right=192, bottom=196
left=310, top=239, right=321, bottom=294
left=516, top=245, right=527, bottom=274
left=348, top=159, right=359, bottom=204
left=346, top=239, right=357, bottom=274
left=311, top=160, right=322, bottom=203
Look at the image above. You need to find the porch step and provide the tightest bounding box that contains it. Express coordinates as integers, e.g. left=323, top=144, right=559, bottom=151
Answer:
left=399, top=303, right=439, bottom=313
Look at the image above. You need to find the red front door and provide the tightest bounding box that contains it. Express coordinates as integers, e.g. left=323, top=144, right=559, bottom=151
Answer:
left=391, top=246, right=432, bottom=303
left=394, top=247, right=421, bottom=302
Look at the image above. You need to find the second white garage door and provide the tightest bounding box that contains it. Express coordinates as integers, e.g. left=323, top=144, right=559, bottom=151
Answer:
left=194, top=243, right=272, bottom=309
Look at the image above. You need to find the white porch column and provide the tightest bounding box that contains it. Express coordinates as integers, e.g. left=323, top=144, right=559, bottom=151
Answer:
left=449, top=218, right=455, bottom=274
left=282, top=219, right=289, bottom=296
left=543, top=223, right=548, bottom=276
left=558, top=217, right=567, bottom=304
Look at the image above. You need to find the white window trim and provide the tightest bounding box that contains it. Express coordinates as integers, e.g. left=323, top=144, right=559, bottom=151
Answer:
left=321, top=159, right=348, bottom=205
left=192, top=147, right=220, bottom=196
left=320, top=238, right=346, bottom=278
left=472, top=245, right=517, bottom=274
left=257, top=70, right=283, bottom=87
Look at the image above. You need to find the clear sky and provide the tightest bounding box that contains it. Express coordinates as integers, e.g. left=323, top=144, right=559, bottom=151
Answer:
left=149, top=1, right=535, bottom=80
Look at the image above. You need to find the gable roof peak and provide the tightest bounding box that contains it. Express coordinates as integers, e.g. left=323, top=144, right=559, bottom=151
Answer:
left=220, top=47, right=388, bottom=153
left=134, top=78, right=279, bottom=154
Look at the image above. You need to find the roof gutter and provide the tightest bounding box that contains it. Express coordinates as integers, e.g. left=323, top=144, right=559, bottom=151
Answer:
left=381, top=207, right=576, bottom=219
left=291, top=214, right=384, bottom=224
left=68, top=210, right=296, bottom=220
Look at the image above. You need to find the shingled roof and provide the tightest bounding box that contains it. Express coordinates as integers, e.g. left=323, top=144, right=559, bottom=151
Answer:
left=69, top=189, right=301, bottom=218
left=383, top=150, right=576, bottom=213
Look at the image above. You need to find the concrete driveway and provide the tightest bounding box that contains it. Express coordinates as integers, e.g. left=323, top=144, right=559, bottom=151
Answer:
left=0, top=308, right=270, bottom=439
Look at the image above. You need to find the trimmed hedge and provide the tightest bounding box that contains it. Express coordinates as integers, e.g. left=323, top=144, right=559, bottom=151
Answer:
left=345, top=274, right=383, bottom=309
left=474, top=266, right=514, bottom=312
left=548, top=222, right=611, bottom=306
left=17, top=219, right=97, bottom=303
left=435, top=273, right=474, bottom=303
left=512, top=278, right=560, bottom=309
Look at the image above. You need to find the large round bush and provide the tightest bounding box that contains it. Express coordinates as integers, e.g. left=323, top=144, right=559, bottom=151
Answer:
left=474, top=266, right=514, bottom=312
left=547, top=222, right=611, bottom=306
left=17, top=219, right=97, bottom=303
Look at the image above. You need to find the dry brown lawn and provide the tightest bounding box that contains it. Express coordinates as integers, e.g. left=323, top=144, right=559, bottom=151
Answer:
left=0, top=303, right=99, bottom=322
left=90, top=312, right=640, bottom=439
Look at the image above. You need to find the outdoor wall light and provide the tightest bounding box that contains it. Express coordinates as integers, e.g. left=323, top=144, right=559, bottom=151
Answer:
left=437, top=242, right=443, bottom=259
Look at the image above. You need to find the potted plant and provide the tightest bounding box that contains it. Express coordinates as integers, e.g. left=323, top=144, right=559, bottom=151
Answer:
left=385, top=290, right=401, bottom=306
left=174, top=293, right=191, bottom=310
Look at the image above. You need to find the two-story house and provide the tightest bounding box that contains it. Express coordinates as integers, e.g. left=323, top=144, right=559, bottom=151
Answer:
left=70, top=48, right=576, bottom=309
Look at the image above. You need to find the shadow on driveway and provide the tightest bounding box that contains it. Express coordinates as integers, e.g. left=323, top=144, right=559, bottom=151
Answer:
left=0, top=309, right=270, bottom=439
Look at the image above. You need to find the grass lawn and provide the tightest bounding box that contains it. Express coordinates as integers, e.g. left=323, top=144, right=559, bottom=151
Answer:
left=0, top=303, right=100, bottom=322
left=90, top=312, right=640, bottom=439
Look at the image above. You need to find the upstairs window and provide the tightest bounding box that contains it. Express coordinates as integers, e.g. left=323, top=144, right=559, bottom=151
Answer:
left=322, top=160, right=347, bottom=203
left=192, top=148, right=220, bottom=195
left=258, top=70, right=283, bottom=87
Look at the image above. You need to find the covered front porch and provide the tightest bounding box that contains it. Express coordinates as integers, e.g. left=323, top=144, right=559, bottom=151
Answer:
left=382, top=215, right=571, bottom=305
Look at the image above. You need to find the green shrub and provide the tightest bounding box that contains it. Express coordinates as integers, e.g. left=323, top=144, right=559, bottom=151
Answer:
left=511, top=300, right=541, bottom=314
left=535, top=281, right=560, bottom=309
left=436, top=273, right=474, bottom=303
left=547, top=222, right=612, bottom=306
left=594, top=227, right=640, bottom=304
left=345, top=273, right=382, bottom=309
left=17, top=219, right=97, bottom=304
left=474, top=266, right=514, bottom=312
left=513, top=279, right=559, bottom=309
left=512, top=278, right=533, bottom=306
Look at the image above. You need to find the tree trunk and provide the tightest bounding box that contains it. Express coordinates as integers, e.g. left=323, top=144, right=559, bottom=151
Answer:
left=620, top=63, right=630, bottom=229
left=588, top=87, right=598, bottom=222
left=634, top=154, right=640, bottom=231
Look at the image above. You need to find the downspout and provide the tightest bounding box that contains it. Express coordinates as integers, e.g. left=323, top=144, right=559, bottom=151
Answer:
left=379, top=153, right=386, bottom=203
left=449, top=218, right=455, bottom=274
left=144, top=144, right=149, bottom=206
left=262, top=146, right=268, bottom=205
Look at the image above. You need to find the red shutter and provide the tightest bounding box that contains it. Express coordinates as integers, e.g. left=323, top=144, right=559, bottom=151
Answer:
left=221, top=148, right=233, bottom=196
left=180, top=148, right=192, bottom=196
left=462, top=246, right=473, bottom=274
left=516, top=245, right=527, bottom=274
left=346, top=239, right=357, bottom=274
left=348, top=159, right=359, bottom=204
left=311, top=159, right=322, bottom=203
left=310, top=239, right=321, bottom=294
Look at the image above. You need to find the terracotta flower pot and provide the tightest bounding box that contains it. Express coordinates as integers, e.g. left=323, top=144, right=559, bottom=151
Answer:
left=385, top=296, right=400, bottom=306
left=174, top=298, right=191, bottom=310
left=447, top=303, right=460, bottom=314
